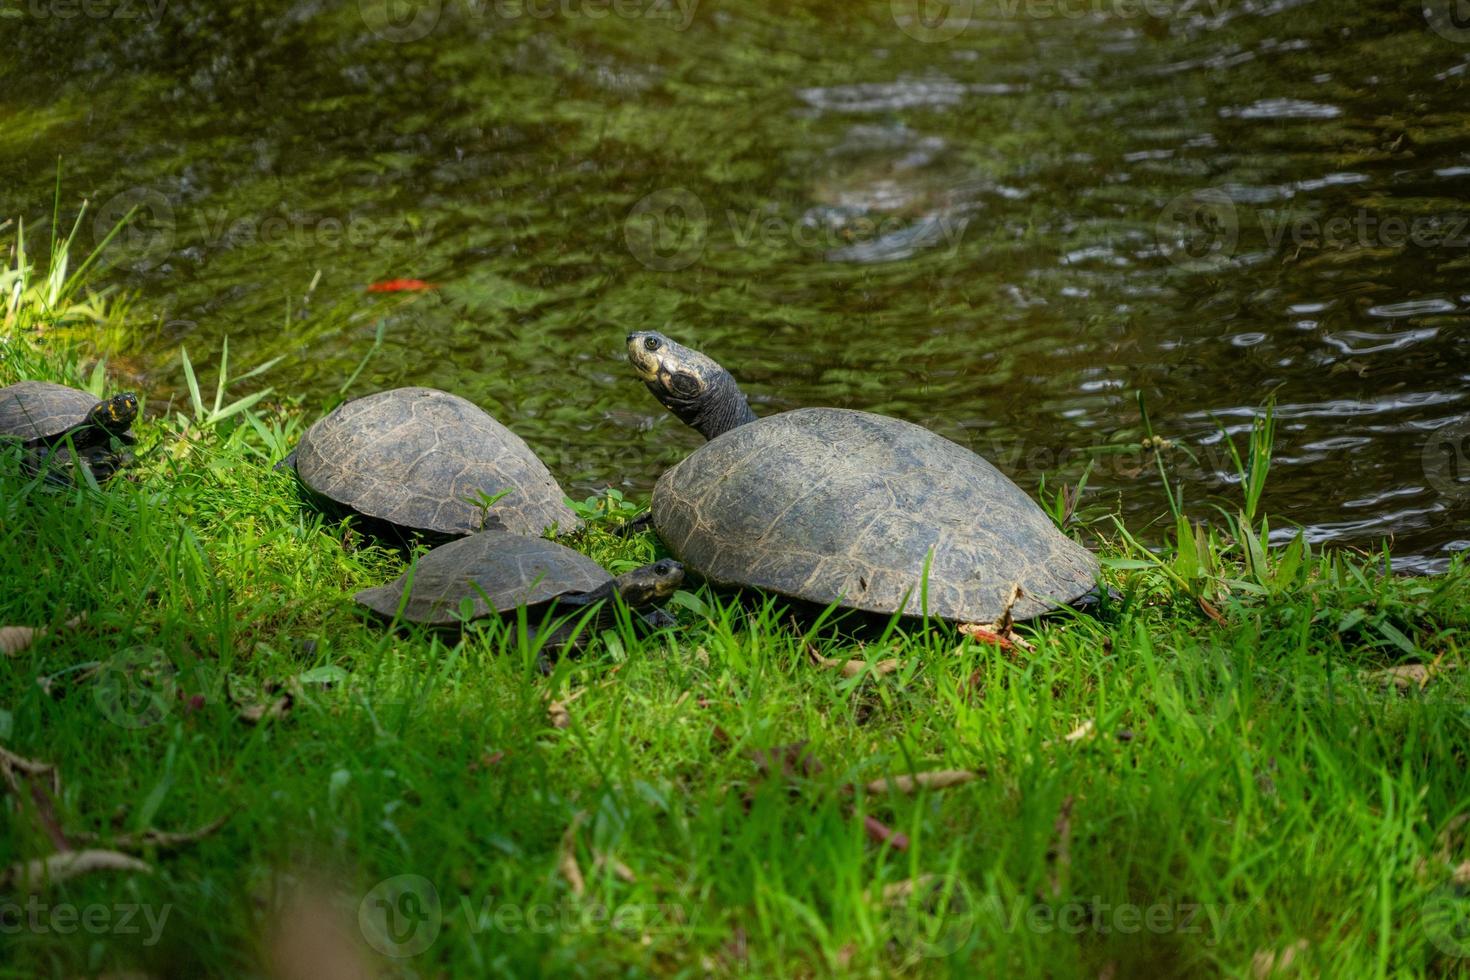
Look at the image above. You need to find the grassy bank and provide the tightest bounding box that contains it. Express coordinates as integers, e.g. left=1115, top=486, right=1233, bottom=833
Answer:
left=2, top=221, right=1469, bottom=978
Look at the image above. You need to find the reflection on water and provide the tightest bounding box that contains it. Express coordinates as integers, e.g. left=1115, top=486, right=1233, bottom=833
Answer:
left=1, top=0, right=1467, bottom=569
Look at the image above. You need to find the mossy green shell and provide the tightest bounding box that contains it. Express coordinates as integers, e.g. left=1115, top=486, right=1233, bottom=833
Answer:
left=652, top=408, right=1099, bottom=623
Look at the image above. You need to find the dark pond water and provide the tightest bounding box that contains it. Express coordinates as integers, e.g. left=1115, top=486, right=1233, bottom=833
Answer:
left=3, top=0, right=1469, bottom=568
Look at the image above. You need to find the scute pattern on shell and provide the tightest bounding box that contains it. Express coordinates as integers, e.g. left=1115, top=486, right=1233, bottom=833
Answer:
left=354, top=532, right=610, bottom=625
left=0, top=381, right=102, bottom=443
left=653, top=407, right=1100, bottom=622
left=296, top=387, right=579, bottom=537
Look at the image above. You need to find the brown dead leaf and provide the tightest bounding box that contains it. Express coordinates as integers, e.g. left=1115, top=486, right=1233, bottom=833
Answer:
left=859, top=813, right=909, bottom=851
left=1064, top=719, right=1097, bottom=744
left=0, top=616, right=83, bottom=657
left=0, top=849, right=152, bottom=893
left=749, top=741, right=824, bottom=780
left=862, top=770, right=981, bottom=795
left=997, top=583, right=1023, bottom=634
left=0, top=744, right=60, bottom=796
left=0, top=745, right=67, bottom=851
left=239, top=694, right=294, bottom=726
left=558, top=812, right=588, bottom=898
left=959, top=588, right=1035, bottom=652
left=468, top=750, right=506, bottom=774
left=874, top=874, right=945, bottom=904
left=808, top=648, right=901, bottom=678
left=1251, top=939, right=1309, bottom=978
left=958, top=623, right=1014, bottom=651
left=1198, top=596, right=1227, bottom=626
left=0, top=626, right=45, bottom=657
left=592, top=850, right=638, bottom=884
left=1045, top=796, right=1075, bottom=899
left=72, top=814, right=228, bottom=853
left=1363, top=663, right=1436, bottom=691
left=547, top=688, right=588, bottom=730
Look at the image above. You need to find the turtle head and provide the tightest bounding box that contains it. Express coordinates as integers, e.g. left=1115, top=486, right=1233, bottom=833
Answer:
left=611, top=558, right=684, bottom=608
left=84, top=392, right=139, bottom=434
left=625, top=331, right=758, bottom=440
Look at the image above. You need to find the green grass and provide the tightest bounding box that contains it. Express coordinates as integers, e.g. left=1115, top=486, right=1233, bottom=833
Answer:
left=2, top=222, right=1469, bottom=978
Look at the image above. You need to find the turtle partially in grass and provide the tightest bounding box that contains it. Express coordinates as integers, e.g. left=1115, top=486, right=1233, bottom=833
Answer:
left=355, top=531, right=683, bottom=653
left=625, top=331, right=1099, bottom=624
left=284, top=387, right=579, bottom=540
left=0, top=381, right=138, bottom=483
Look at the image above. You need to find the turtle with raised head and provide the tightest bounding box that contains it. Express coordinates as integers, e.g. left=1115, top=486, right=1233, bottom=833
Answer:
left=355, top=531, right=683, bottom=653
left=0, top=381, right=139, bottom=483
left=625, top=332, right=1099, bottom=624
left=283, top=387, right=578, bottom=540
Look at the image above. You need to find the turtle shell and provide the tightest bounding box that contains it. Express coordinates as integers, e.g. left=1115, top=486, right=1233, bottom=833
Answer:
left=652, top=407, right=1099, bottom=623
left=0, top=381, right=105, bottom=445
left=294, top=387, right=579, bottom=538
left=354, top=532, right=611, bottom=626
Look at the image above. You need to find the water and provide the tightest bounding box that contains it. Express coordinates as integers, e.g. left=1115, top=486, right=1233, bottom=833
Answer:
left=3, top=0, right=1468, bottom=568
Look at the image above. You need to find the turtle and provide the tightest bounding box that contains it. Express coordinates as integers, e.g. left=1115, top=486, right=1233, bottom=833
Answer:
left=0, top=380, right=139, bottom=483
left=625, top=331, right=1100, bottom=624
left=355, top=531, right=684, bottom=651
left=283, top=387, right=579, bottom=540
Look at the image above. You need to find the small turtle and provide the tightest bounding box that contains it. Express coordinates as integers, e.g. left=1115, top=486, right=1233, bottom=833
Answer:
left=355, top=531, right=683, bottom=650
left=0, top=381, right=138, bottom=482
left=626, top=331, right=1100, bottom=624
left=284, top=387, right=579, bottom=540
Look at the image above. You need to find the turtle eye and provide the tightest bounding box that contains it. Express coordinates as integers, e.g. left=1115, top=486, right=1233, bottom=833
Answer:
left=643, top=337, right=661, bottom=352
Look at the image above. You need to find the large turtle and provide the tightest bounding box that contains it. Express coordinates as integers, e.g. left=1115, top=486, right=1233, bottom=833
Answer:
left=284, top=387, right=578, bottom=539
left=0, top=381, right=138, bottom=482
left=625, top=332, right=1099, bottom=623
left=355, top=531, right=683, bottom=648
